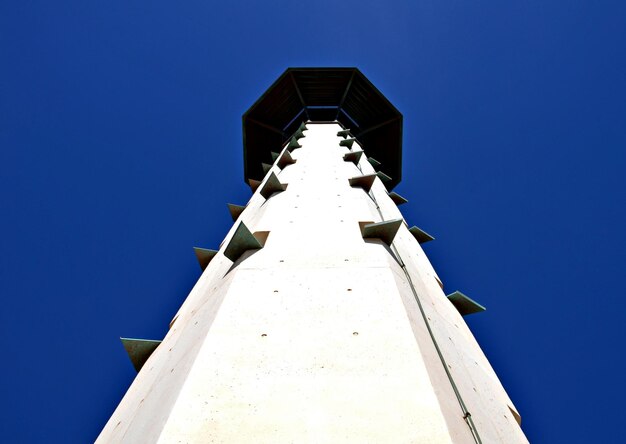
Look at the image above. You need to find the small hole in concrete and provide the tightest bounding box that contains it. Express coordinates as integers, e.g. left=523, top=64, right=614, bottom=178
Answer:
left=344, top=259, right=349, bottom=261
left=273, top=290, right=278, bottom=293
left=279, top=260, right=284, bottom=262
left=353, top=332, right=359, bottom=336
left=261, top=333, right=267, bottom=337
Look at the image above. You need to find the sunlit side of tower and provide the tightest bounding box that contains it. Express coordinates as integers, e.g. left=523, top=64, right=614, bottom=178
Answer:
left=97, top=68, right=528, bottom=443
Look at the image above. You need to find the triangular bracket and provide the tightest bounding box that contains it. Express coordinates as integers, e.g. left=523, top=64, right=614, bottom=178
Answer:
left=376, top=171, right=393, bottom=183
left=359, top=219, right=403, bottom=246
left=227, top=203, right=246, bottom=222
left=248, top=179, right=261, bottom=192
left=388, top=191, right=408, bottom=205
left=447, top=291, right=486, bottom=315
left=343, top=150, right=363, bottom=165
left=260, top=172, right=288, bottom=199
left=277, top=150, right=297, bottom=169
left=121, top=338, right=161, bottom=372
left=368, top=157, right=381, bottom=168
left=339, top=138, right=356, bottom=148
left=409, top=226, right=435, bottom=244
left=337, top=129, right=351, bottom=138
left=287, top=136, right=302, bottom=151
left=293, top=128, right=306, bottom=140
left=261, top=163, right=272, bottom=175
left=223, top=222, right=268, bottom=262
left=193, top=247, right=218, bottom=270
left=349, top=174, right=377, bottom=192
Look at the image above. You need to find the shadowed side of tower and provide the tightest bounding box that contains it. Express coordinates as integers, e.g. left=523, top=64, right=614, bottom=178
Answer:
left=97, top=68, right=528, bottom=443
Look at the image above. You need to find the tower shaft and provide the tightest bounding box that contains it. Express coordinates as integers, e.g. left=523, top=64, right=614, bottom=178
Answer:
left=98, top=123, right=527, bottom=443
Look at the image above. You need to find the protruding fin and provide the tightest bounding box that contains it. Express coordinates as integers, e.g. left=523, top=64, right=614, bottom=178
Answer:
left=349, top=174, right=377, bottom=192
left=343, top=150, right=363, bottom=165
left=388, top=191, right=408, bottom=205
left=193, top=247, right=218, bottom=270
left=293, top=128, right=306, bottom=139
left=271, top=151, right=280, bottom=162
left=298, top=121, right=307, bottom=132
left=248, top=179, right=261, bottom=192
left=434, top=275, right=444, bottom=290
left=227, top=203, right=246, bottom=221
left=224, top=222, right=267, bottom=262
left=368, top=157, right=381, bottom=168
left=339, top=138, right=356, bottom=148
left=287, top=137, right=302, bottom=151
left=277, top=150, right=297, bottom=169
left=261, top=163, right=272, bottom=174
left=337, top=129, right=351, bottom=138
left=409, top=226, right=435, bottom=244
left=447, top=291, right=486, bottom=315
left=359, top=219, right=403, bottom=246
left=120, top=338, right=161, bottom=372
left=376, top=171, right=392, bottom=183
left=260, top=171, right=287, bottom=199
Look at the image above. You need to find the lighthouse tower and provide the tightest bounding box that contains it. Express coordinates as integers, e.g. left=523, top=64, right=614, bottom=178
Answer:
left=97, top=68, right=528, bottom=443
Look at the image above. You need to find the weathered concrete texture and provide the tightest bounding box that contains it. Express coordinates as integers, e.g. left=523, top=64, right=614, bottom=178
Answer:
left=97, top=123, right=528, bottom=443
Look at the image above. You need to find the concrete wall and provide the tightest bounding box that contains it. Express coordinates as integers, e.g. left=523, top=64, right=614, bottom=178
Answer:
left=97, top=123, right=528, bottom=443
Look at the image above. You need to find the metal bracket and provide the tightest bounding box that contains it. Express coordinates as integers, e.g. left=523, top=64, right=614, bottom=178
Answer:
left=337, top=129, right=351, bottom=138
left=359, top=218, right=403, bottom=246
left=447, top=291, right=486, bottom=315
left=227, top=203, right=246, bottom=222
left=388, top=191, right=408, bottom=205
left=376, top=171, right=393, bottom=183
left=368, top=157, right=381, bottom=168
left=277, top=150, right=297, bottom=169
left=287, top=136, right=302, bottom=151
left=224, top=222, right=268, bottom=262
left=248, top=179, right=261, bottom=192
left=120, top=338, right=161, bottom=372
left=409, top=226, right=435, bottom=244
left=260, top=171, right=288, bottom=199
left=349, top=174, right=377, bottom=192
left=339, top=138, right=356, bottom=148
left=343, top=150, right=363, bottom=165
left=193, top=247, right=218, bottom=270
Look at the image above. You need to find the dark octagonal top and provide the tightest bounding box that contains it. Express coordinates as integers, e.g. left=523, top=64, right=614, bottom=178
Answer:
left=242, top=68, right=403, bottom=189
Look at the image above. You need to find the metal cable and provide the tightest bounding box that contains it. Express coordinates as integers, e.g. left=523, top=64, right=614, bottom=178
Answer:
left=368, top=187, right=483, bottom=444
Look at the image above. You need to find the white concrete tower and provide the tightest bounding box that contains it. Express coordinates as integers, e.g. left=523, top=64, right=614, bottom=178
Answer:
left=98, top=68, right=528, bottom=443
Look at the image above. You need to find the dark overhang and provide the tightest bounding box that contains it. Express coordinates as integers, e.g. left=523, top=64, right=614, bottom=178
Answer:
left=242, top=68, right=403, bottom=189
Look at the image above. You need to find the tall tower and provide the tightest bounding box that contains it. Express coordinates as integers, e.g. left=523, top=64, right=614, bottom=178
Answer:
left=98, top=68, right=528, bottom=443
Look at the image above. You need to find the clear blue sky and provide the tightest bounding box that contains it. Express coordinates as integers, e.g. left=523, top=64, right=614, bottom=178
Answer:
left=1, top=1, right=625, bottom=442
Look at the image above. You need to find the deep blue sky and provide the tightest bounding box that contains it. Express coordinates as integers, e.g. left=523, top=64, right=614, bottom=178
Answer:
left=1, top=1, right=625, bottom=442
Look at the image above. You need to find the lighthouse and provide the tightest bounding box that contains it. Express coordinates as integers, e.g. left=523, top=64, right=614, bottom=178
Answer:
left=97, top=68, right=528, bottom=443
